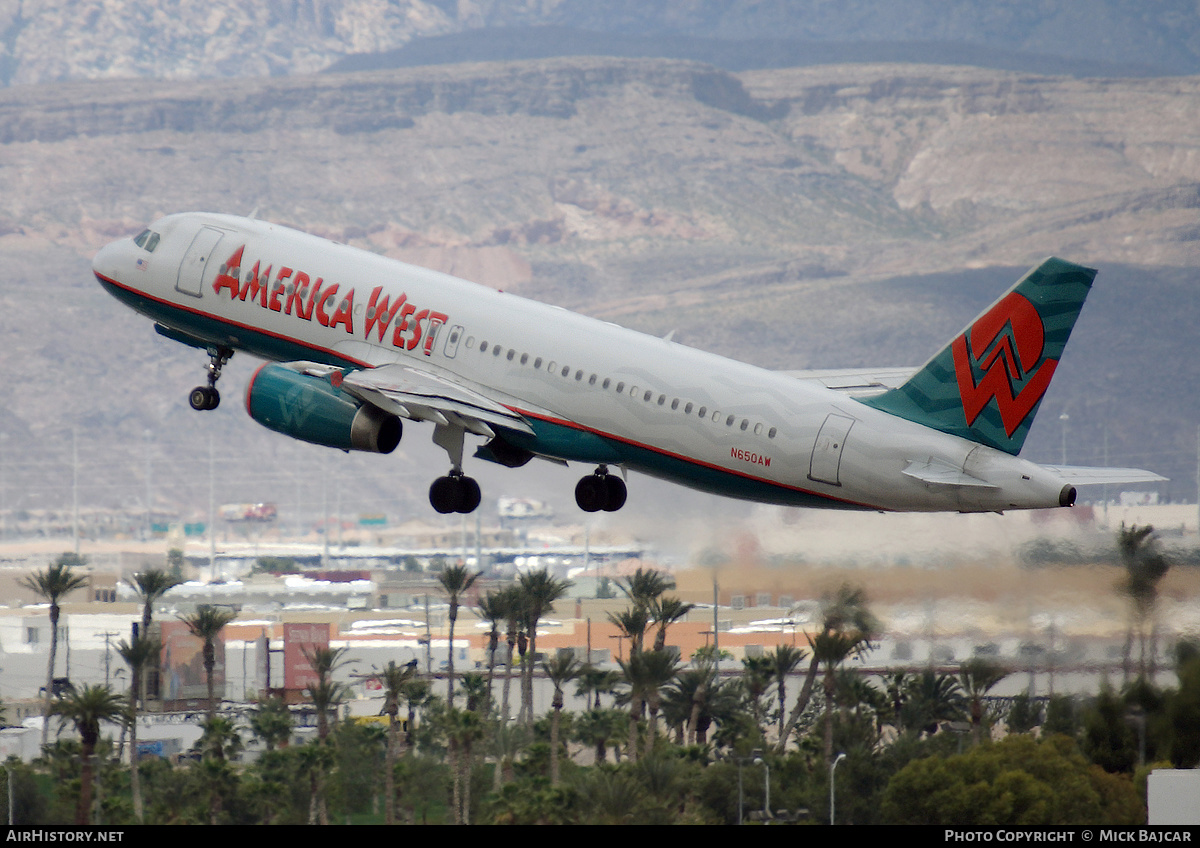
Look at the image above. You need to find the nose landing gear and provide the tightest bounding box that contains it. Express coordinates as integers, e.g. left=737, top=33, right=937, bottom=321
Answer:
left=575, top=467, right=627, bottom=512
left=189, top=346, right=233, bottom=411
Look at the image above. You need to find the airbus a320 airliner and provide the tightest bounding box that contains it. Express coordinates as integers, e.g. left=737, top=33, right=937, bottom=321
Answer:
left=92, top=213, right=1163, bottom=515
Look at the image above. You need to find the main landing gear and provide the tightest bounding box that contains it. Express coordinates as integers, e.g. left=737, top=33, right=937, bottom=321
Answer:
left=189, top=346, right=233, bottom=411
left=575, top=466, right=627, bottom=513
left=429, top=471, right=482, bottom=514
left=429, top=422, right=482, bottom=514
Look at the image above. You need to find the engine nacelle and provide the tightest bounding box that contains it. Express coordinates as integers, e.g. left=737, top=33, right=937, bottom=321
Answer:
left=245, top=364, right=401, bottom=453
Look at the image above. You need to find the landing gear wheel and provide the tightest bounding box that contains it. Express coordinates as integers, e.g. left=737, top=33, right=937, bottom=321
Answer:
left=603, top=475, right=627, bottom=512
left=458, top=476, right=481, bottom=514
left=430, top=476, right=461, bottom=514
left=190, top=347, right=232, bottom=412
left=430, top=474, right=482, bottom=514
left=575, top=475, right=609, bottom=513
left=189, top=386, right=220, bottom=411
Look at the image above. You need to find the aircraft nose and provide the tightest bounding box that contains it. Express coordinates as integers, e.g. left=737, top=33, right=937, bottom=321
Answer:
left=92, top=238, right=128, bottom=284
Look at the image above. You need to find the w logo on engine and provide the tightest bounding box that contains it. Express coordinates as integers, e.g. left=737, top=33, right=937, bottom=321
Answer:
left=952, top=292, right=1057, bottom=438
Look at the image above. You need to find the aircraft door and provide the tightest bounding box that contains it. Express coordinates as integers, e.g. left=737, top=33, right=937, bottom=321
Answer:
left=809, top=413, right=855, bottom=486
left=176, top=226, right=225, bottom=298
left=443, top=325, right=465, bottom=359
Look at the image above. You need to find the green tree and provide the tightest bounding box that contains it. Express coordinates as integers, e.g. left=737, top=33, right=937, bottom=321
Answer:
left=180, top=605, right=236, bottom=720
left=1081, top=686, right=1139, bottom=774
left=438, top=563, right=481, bottom=706
left=1007, top=692, right=1042, bottom=734
left=882, top=735, right=1143, bottom=825
left=49, top=684, right=125, bottom=824
left=22, top=554, right=89, bottom=746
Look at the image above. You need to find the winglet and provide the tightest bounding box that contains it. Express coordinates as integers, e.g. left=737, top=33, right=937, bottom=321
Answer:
left=858, top=258, right=1096, bottom=455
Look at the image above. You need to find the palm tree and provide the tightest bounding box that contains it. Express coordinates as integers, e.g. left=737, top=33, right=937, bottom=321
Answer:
left=542, top=653, right=581, bottom=785
left=22, top=554, right=89, bottom=746
left=133, top=568, right=180, bottom=638
left=443, top=706, right=484, bottom=824
left=50, top=684, right=125, bottom=824
left=180, top=605, right=236, bottom=720
left=778, top=583, right=879, bottom=758
left=477, top=589, right=510, bottom=707
left=517, top=569, right=571, bottom=725
left=438, top=564, right=481, bottom=705
left=768, top=644, right=806, bottom=740
left=901, top=667, right=967, bottom=736
left=619, top=567, right=674, bottom=610
left=958, top=658, right=1009, bottom=744
left=607, top=606, right=650, bottom=658
left=619, top=649, right=681, bottom=761
left=116, top=636, right=159, bottom=822
left=741, top=655, right=774, bottom=732
left=302, top=646, right=353, bottom=740
left=648, top=596, right=695, bottom=654
left=131, top=569, right=177, bottom=706
left=1118, top=524, right=1171, bottom=681
left=249, top=696, right=294, bottom=751
left=575, top=664, right=621, bottom=710
left=495, top=584, right=524, bottom=725
left=374, top=660, right=416, bottom=824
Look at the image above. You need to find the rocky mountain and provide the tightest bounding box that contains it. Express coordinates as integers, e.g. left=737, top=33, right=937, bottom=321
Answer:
left=3, top=0, right=1200, bottom=88
left=0, top=55, right=1196, bottom=532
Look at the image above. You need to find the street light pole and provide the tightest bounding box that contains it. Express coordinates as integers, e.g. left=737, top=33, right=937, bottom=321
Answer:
left=830, top=751, right=846, bottom=825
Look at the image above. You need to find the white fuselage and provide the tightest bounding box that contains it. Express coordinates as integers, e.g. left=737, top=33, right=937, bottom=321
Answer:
left=92, top=212, right=1070, bottom=513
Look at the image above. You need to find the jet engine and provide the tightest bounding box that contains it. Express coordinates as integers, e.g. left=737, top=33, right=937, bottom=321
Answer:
left=245, top=364, right=401, bottom=453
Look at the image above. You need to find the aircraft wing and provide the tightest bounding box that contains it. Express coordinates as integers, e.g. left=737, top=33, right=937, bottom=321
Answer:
left=782, top=367, right=917, bottom=398
left=285, top=361, right=535, bottom=437
left=1041, top=465, right=1168, bottom=485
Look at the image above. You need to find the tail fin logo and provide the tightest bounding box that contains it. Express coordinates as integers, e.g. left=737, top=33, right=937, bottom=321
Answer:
left=952, top=291, right=1057, bottom=437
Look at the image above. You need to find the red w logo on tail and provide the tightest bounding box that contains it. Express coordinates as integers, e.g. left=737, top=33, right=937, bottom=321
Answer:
left=953, top=292, right=1057, bottom=437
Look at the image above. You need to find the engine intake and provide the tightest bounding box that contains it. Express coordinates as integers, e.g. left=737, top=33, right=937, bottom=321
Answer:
left=245, top=364, right=401, bottom=453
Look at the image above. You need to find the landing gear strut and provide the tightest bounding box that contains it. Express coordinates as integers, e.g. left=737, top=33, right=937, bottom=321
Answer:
left=189, top=346, right=233, bottom=411
left=428, top=422, right=482, bottom=514
left=575, top=466, right=627, bottom=512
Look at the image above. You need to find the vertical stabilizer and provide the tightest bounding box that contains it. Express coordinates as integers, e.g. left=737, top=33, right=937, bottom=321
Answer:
left=859, top=258, right=1096, bottom=455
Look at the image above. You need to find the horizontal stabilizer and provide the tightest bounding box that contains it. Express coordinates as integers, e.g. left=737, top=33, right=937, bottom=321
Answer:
left=902, top=458, right=998, bottom=489
left=1041, top=465, right=1167, bottom=486
left=784, top=367, right=916, bottom=398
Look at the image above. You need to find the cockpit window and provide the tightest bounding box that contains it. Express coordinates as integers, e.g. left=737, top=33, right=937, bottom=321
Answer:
left=134, top=229, right=161, bottom=252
